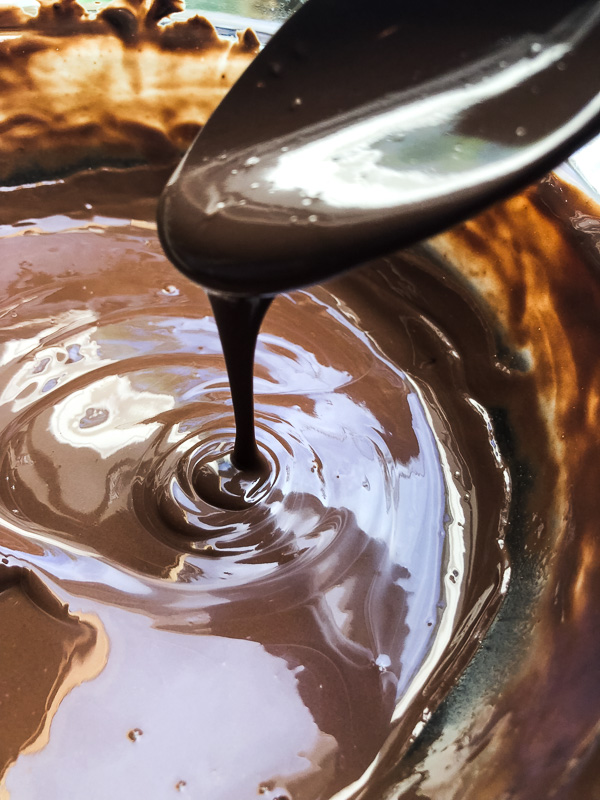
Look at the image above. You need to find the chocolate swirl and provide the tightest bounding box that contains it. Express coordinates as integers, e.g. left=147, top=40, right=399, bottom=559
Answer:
left=0, top=166, right=508, bottom=798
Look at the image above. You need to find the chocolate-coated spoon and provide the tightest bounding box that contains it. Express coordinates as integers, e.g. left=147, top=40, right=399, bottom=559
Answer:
left=158, top=0, right=600, bottom=297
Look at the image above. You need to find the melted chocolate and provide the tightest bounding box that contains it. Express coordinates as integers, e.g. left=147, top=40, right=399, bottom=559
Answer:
left=208, top=293, right=271, bottom=469
left=0, top=166, right=508, bottom=798
left=156, top=0, right=600, bottom=513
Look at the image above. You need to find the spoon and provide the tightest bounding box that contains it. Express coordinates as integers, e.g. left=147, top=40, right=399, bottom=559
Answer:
left=157, top=0, right=600, bottom=296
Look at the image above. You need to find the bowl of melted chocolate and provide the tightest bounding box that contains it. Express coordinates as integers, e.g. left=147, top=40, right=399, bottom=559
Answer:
left=0, top=2, right=599, bottom=798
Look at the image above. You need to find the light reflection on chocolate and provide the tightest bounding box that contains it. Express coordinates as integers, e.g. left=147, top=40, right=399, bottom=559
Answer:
left=0, top=165, right=508, bottom=798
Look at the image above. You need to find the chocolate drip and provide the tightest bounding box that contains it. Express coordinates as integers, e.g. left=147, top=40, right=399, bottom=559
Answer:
left=0, top=167, right=509, bottom=798
left=189, top=293, right=272, bottom=510
left=208, top=293, right=272, bottom=471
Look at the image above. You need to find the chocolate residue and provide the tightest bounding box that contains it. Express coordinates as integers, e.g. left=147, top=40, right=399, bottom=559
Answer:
left=0, top=0, right=259, bottom=182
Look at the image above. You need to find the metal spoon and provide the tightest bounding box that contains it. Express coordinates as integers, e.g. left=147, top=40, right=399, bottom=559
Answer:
left=158, top=0, right=600, bottom=296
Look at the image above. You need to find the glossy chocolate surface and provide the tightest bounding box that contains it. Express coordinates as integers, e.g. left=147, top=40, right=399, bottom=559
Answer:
left=0, top=165, right=509, bottom=798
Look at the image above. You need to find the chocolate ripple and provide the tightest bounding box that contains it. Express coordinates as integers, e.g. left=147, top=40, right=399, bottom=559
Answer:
left=0, top=225, right=445, bottom=588
left=0, top=168, right=508, bottom=799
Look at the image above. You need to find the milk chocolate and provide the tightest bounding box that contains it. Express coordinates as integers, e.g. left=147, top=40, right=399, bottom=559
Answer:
left=0, top=165, right=508, bottom=798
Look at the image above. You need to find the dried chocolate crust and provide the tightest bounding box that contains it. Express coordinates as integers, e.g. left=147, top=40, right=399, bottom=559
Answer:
left=0, top=0, right=260, bottom=181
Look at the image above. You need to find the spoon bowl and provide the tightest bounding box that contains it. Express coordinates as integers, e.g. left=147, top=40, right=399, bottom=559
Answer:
left=158, top=0, right=600, bottom=295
